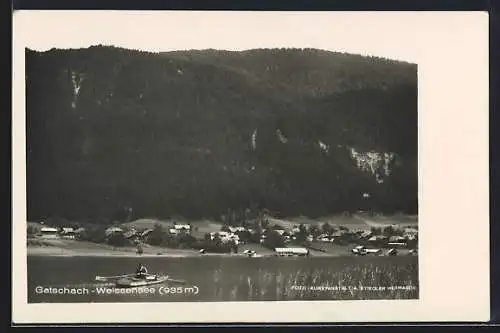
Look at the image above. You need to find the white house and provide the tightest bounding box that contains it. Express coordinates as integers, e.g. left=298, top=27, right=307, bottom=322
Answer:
left=387, top=248, right=398, bottom=256
left=123, top=229, right=138, bottom=239
left=274, top=229, right=286, bottom=236
left=60, top=227, right=76, bottom=239
left=359, top=230, right=372, bottom=239
left=389, top=236, right=406, bottom=242
left=229, top=226, right=246, bottom=233
left=403, top=227, right=418, bottom=240
left=275, top=247, right=309, bottom=256
left=210, top=231, right=240, bottom=244
left=141, top=229, right=153, bottom=238
left=105, top=227, right=123, bottom=237
left=40, top=227, right=59, bottom=239
left=73, top=227, right=86, bottom=239
left=173, top=224, right=191, bottom=234
left=318, top=235, right=334, bottom=242
left=368, top=235, right=387, bottom=243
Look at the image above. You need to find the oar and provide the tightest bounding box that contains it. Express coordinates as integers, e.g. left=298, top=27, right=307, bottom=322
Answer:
left=166, top=278, right=187, bottom=284
left=95, top=273, right=135, bottom=281
left=154, top=271, right=186, bottom=284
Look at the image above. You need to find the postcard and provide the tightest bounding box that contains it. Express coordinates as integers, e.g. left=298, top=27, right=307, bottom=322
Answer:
left=12, top=10, right=490, bottom=323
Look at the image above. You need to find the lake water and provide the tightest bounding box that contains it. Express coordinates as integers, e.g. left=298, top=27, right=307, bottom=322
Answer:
left=27, top=255, right=418, bottom=303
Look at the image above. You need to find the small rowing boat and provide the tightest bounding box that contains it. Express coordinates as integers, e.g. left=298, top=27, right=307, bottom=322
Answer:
left=115, top=274, right=169, bottom=288
left=95, top=272, right=187, bottom=287
left=95, top=273, right=135, bottom=282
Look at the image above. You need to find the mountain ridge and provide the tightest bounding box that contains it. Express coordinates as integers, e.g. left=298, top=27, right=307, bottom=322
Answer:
left=25, top=46, right=418, bottom=223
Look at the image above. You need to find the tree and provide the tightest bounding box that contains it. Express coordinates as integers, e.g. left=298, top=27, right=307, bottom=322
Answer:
left=212, top=233, right=223, bottom=247
left=321, top=222, right=334, bottom=235
left=136, top=243, right=144, bottom=255
left=229, top=240, right=239, bottom=253
left=178, top=234, right=196, bottom=247
left=27, top=225, right=39, bottom=236
left=107, top=232, right=126, bottom=247
left=371, top=227, right=382, bottom=236
left=148, top=224, right=166, bottom=246
left=383, top=225, right=395, bottom=237
left=85, top=226, right=107, bottom=243
left=295, top=224, right=307, bottom=242
left=263, top=230, right=285, bottom=249
left=236, top=230, right=252, bottom=243
left=308, top=225, right=321, bottom=238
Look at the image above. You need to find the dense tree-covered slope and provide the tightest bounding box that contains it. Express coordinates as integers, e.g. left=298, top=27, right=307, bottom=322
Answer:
left=26, top=46, right=417, bottom=222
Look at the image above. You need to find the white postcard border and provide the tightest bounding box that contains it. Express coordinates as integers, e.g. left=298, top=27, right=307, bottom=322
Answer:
left=12, top=10, right=490, bottom=323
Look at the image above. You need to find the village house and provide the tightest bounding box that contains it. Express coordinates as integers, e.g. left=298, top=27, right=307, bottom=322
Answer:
left=332, top=230, right=347, bottom=237
left=104, top=226, right=123, bottom=238
left=274, top=229, right=286, bottom=236
left=359, top=230, right=372, bottom=239
left=73, top=227, right=86, bottom=239
left=40, top=227, right=59, bottom=239
left=317, top=233, right=334, bottom=242
left=139, top=228, right=153, bottom=238
left=259, top=234, right=267, bottom=244
left=123, top=229, right=138, bottom=240
left=403, top=227, right=418, bottom=240
left=228, top=226, right=246, bottom=233
left=367, top=235, right=388, bottom=245
left=173, top=223, right=191, bottom=234
left=388, top=235, right=407, bottom=248
left=209, top=231, right=240, bottom=244
left=60, top=227, right=76, bottom=239
left=275, top=247, right=309, bottom=257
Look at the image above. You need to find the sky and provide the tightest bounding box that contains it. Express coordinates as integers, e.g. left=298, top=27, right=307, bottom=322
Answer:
left=10, top=10, right=467, bottom=63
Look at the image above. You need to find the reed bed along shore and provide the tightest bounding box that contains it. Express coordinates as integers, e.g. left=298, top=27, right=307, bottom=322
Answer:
left=210, top=259, right=418, bottom=301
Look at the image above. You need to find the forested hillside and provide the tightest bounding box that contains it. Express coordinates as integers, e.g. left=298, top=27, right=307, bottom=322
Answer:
left=26, top=46, right=417, bottom=223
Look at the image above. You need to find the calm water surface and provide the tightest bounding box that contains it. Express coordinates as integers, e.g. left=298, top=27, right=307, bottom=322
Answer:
left=27, top=256, right=418, bottom=303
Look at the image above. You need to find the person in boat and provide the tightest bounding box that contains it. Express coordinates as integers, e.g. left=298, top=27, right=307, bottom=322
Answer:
left=135, top=263, right=148, bottom=278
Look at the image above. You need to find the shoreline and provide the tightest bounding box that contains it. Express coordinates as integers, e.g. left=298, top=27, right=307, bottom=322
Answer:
left=26, top=245, right=247, bottom=258
left=26, top=245, right=415, bottom=258
left=26, top=245, right=282, bottom=258
left=26, top=238, right=416, bottom=258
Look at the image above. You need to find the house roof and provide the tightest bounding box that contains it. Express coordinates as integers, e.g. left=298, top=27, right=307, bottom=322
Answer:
left=174, top=224, right=190, bottom=230
left=141, top=229, right=153, bottom=237
left=105, top=227, right=123, bottom=236
left=275, top=247, right=308, bottom=254
left=40, top=227, right=58, bottom=232
left=229, top=226, right=246, bottom=232
left=123, top=230, right=137, bottom=238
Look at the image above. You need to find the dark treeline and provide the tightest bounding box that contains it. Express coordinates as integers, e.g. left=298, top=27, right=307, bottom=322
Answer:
left=26, top=45, right=417, bottom=223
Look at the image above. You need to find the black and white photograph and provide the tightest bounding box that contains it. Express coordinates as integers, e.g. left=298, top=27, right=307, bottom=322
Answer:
left=12, top=11, right=489, bottom=323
